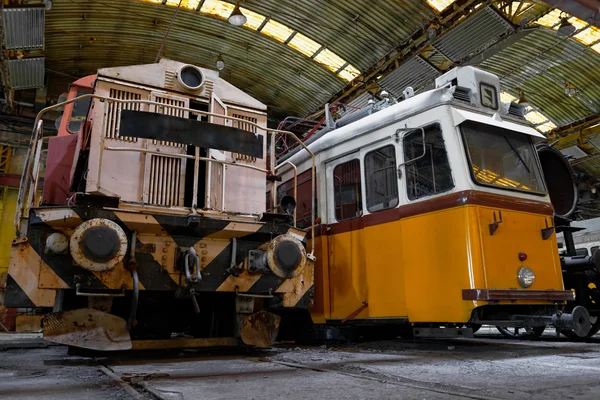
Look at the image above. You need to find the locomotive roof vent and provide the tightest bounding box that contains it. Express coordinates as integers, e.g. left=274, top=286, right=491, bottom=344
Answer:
left=176, top=64, right=205, bottom=93
left=435, top=66, right=501, bottom=112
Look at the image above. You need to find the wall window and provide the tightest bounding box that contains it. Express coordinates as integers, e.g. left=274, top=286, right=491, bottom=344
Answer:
left=333, top=159, right=362, bottom=221
left=365, top=145, right=398, bottom=212
left=403, top=124, right=454, bottom=200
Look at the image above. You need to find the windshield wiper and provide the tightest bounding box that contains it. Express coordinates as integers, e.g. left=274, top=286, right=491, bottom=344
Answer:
left=503, top=132, right=530, bottom=174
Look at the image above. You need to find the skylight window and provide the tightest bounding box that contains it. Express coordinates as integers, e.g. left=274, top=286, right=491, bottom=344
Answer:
left=314, top=48, right=346, bottom=73
left=536, top=121, right=557, bottom=133
left=288, top=33, right=322, bottom=58
left=525, top=110, right=549, bottom=125
left=164, top=0, right=199, bottom=9
left=338, top=65, right=361, bottom=82
left=500, top=91, right=517, bottom=103
left=200, top=0, right=235, bottom=19
left=241, top=7, right=266, bottom=30
left=533, top=9, right=563, bottom=28
left=260, top=19, right=294, bottom=42
left=592, top=42, right=600, bottom=55
left=426, top=0, right=456, bottom=13
left=574, top=25, right=600, bottom=46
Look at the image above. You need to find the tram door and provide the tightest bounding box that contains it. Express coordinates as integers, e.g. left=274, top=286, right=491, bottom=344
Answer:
left=325, top=152, right=368, bottom=320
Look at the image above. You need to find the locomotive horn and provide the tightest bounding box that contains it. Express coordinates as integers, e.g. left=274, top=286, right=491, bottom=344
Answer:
left=536, top=144, right=578, bottom=219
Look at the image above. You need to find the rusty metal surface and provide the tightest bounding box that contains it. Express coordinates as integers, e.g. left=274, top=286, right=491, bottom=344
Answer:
left=462, top=289, right=576, bottom=302
left=240, top=310, right=281, bottom=347
left=69, top=218, right=128, bottom=272
left=42, top=308, right=132, bottom=351
left=266, top=234, right=307, bottom=279
left=130, top=337, right=239, bottom=350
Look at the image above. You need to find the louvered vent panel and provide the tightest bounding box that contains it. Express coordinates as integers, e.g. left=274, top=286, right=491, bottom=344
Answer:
left=148, top=155, right=183, bottom=206
left=106, top=89, right=141, bottom=142
left=232, top=114, right=258, bottom=162
left=153, top=95, right=187, bottom=147
left=453, top=88, right=472, bottom=104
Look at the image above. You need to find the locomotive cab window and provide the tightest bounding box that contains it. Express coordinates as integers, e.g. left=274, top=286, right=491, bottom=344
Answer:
left=365, top=145, right=398, bottom=212
left=334, top=159, right=363, bottom=221
left=403, top=124, right=454, bottom=200
left=461, top=121, right=546, bottom=194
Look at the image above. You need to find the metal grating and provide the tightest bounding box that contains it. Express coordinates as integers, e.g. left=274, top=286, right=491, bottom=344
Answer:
left=152, top=95, right=187, bottom=147
left=433, top=6, right=512, bottom=62
left=6, top=57, right=45, bottom=90
left=378, top=56, right=440, bottom=98
left=2, top=7, right=45, bottom=50
left=148, top=155, right=183, bottom=207
left=106, top=88, right=141, bottom=142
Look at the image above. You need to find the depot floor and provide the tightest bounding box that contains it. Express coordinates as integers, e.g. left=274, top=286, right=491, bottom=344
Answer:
left=1, top=328, right=600, bottom=400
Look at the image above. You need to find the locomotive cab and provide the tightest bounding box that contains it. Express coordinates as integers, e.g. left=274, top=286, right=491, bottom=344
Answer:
left=277, top=66, right=591, bottom=339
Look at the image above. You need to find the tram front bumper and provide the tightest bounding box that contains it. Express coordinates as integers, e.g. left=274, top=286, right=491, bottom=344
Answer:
left=464, top=289, right=591, bottom=337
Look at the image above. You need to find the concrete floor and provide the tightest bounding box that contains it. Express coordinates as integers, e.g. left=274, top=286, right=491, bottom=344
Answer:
left=1, top=329, right=600, bottom=400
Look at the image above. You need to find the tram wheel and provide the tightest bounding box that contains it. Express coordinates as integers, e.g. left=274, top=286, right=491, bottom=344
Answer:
left=561, top=316, right=600, bottom=340
left=496, top=326, right=545, bottom=339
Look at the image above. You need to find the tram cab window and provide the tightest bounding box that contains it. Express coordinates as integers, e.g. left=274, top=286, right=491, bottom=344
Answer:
left=591, top=246, right=599, bottom=255
left=576, top=248, right=589, bottom=256
left=333, top=159, right=363, bottom=221
left=461, top=121, right=545, bottom=194
left=403, top=124, right=454, bottom=200
left=365, top=145, right=398, bottom=212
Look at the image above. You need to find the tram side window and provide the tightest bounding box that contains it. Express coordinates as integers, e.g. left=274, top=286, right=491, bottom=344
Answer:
left=334, top=160, right=363, bottom=221
left=403, top=124, right=454, bottom=200
left=365, top=145, right=398, bottom=212
left=575, top=248, right=589, bottom=256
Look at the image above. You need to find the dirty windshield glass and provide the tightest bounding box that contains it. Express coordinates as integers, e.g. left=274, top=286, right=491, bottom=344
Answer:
left=461, top=121, right=546, bottom=194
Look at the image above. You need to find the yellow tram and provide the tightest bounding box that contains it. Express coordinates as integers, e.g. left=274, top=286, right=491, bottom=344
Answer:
left=276, top=66, right=591, bottom=338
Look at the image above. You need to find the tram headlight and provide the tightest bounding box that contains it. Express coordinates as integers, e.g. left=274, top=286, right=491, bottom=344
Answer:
left=517, top=266, right=535, bottom=288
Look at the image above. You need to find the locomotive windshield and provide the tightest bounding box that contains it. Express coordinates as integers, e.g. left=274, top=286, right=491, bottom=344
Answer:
left=461, top=121, right=546, bottom=194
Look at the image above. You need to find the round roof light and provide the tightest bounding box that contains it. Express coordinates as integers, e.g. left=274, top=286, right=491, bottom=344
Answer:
left=177, top=65, right=205, bottom=91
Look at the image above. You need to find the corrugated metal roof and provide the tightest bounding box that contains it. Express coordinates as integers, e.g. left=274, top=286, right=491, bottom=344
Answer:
left=7, top=58, right=45, bottom=90
left=432, top=6, right=513, bottom=62
left=378, top=56, right=440, bottom=98
left=478, top=28, right=600, bottom=127
left=1, top=6, right=45, bottom=50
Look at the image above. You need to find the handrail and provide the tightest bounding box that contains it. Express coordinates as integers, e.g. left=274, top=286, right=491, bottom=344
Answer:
left=15, top=94, right=318, bottom=257
left=274, top=161, right=298, bottom=227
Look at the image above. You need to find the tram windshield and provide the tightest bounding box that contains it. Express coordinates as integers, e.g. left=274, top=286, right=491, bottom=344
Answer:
left=461, top=121, right=546, bottom=194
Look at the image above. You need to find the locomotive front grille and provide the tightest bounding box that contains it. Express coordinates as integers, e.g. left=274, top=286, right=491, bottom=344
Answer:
left=148, top=155, right=184, bottom=206
left=152, top=95, right=187, bottom=148
left=232, top=114, right=258, bottom=163
left=106, top=88, right=141, bottom=142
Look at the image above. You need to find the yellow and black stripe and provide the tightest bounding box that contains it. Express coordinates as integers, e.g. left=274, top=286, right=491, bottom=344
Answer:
left=5, top=206, right=314, bottom=309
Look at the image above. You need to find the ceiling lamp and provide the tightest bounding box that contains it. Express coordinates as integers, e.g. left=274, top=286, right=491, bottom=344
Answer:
left=557, top=16, right=576, bottom=37
left=216, top=55, right=225, bottom=71
left=517, top=89, right=529, bottom=108
left=228, top=0, right=247, bottom=27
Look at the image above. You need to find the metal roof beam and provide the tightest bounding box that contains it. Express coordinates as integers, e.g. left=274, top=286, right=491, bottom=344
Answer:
left=311, top=0, right=493, bottom=118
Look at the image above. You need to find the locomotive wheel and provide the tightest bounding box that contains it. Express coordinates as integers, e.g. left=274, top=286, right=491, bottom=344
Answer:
left=561, top=316, right=600, bottom=340
left=496, top=326, right=545, bottom=339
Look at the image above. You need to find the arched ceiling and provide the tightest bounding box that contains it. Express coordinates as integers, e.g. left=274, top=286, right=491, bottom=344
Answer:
left=39, top=0, right=444, bottom=117
left=3, top=0, right=600, bottom=133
